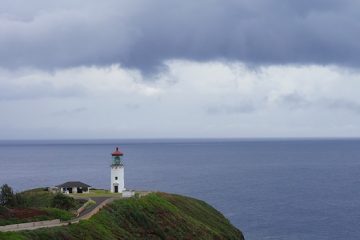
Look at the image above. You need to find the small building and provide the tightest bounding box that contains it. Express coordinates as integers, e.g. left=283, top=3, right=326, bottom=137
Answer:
left=122, top=190, right=135, bottom=198
left=56, top=181, right=91, bottom=194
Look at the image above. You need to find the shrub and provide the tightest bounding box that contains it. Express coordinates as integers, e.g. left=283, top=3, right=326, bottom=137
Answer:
left=44, top=208, right=74, bottom=221
left=0, top=205, right=8, bottom=215
left=14, top=193, right=27, bottom=207
left=51, top=193, right=76, bottom=211
left=20, top=189, right=55, bottom=208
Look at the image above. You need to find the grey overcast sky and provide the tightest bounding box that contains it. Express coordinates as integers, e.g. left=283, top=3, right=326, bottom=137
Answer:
left=1, top=0, right=360, bottom=139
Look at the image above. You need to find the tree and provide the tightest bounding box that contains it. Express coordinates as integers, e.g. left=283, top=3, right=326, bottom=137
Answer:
left=0, top=184, right=16, bottom=207
left=51, top=193, right=76, bottom=210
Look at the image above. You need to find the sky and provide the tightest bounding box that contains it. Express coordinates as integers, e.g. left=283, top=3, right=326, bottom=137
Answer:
left=1, top=0, right=360, bottom=139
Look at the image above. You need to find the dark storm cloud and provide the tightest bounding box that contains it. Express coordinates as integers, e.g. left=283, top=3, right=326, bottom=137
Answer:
left=1, top=0, right=359, bottom=72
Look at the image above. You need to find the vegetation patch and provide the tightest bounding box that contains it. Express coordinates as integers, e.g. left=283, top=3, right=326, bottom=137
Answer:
left=0, top=185, right=78, bottom=226
left=0, top=192, right=244, bottom=240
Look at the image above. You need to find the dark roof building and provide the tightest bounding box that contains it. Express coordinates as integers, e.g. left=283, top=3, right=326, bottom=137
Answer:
left=56, top=181, right=91, bottom=194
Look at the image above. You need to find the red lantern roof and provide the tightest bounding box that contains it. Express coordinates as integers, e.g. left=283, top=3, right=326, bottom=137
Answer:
left=112, top=147, right=123, bottom=156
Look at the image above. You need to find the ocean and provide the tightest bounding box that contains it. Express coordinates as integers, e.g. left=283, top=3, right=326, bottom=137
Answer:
left=0, top=139, right=359, bottom=239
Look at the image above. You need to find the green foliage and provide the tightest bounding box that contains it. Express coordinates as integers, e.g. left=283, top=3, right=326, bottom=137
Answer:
left=19, top=189, right=55, bottom=208
left=43, top=208, right=73, bottom=221
left=0, top=206, right=7, bottom=215
left=14, top=193, right=26, bottom=207
left=1, top=192, right=244, bottom=240
left=18, top=188, right=84, bottom=209
left=0, top=214, right=47, bottom=226
left=0, top=188, right=78, bottom=227
left=0, top=184, right=16, bottom=207
left=0, top=185, right=51, bottom=208
left=0, top=208, right=74, bottom=226
left=0, top=232, right=26, bottom=240
left=51, top=194, right=76, bottom=211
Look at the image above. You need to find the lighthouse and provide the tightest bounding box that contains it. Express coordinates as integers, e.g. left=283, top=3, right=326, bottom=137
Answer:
left=110, top=147, right=125, bottom=193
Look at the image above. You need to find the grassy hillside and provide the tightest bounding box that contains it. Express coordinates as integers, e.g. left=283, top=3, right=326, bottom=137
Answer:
left=0, top=192, right=244, bottom=240
left=0, top=188, right=84, bottom=226
left=19, top=188, right=85, bottom=209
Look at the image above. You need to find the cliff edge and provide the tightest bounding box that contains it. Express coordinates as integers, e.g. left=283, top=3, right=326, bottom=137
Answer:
left=0, top=192, right=244, bottom=240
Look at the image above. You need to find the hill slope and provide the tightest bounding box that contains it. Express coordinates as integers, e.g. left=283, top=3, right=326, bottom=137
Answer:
left=0, top=192, right=244, bottom=240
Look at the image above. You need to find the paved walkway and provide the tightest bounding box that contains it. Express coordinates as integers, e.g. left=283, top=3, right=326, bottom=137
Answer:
left=72, top=197, right=116, bottom=221
left=77, top=197, right=110, bottom=218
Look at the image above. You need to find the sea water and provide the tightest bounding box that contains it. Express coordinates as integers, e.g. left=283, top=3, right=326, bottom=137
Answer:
left=0, top=139, right=359, bottom=239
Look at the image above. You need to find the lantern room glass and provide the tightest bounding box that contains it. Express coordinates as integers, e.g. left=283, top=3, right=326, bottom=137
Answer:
left=112, top=155, right=122, bottom=166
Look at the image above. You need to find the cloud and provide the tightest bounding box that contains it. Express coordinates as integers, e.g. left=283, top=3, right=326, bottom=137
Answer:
left=277, top=92, right=310, bottom=110
left=1, top=61, right=360, bottom=138
left=322, top=98, right=360, bottom=114
left=1, top=0, right=360, bottom=73
left=0, top=65, right=162, bottom=101
left=206, top=103, right=256, bottom=115
left=0, top=78, right=85, bottom=100
left=51, top=107, right=87, bottom=116
left=278, top=92, right=360, bottom=114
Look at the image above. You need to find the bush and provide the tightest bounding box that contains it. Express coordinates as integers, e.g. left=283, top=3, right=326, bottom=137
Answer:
left=20, top=189, right=55, bottom=208
left=51, top=193, right=76, bottom=211
left=44, top=208, right=74, bottom=221
left=14, top=193, right=27, bottom=207
left=0, top=205, right=8, bottom=215
left=0, top=184, right=16, bottom=207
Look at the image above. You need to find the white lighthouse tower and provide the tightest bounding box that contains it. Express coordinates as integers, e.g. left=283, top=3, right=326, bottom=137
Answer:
left=110, top=147, right=125, bottom=193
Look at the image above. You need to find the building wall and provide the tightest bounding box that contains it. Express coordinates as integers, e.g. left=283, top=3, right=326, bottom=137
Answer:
left=111, top=166, right=124, bottom=193
left=122, top=190, right=135, bottom=198
left=60, top=187, right=89, bottom=194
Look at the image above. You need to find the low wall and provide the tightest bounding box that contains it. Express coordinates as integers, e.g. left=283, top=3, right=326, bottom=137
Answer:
left=0, top=219, right=61, bottom=232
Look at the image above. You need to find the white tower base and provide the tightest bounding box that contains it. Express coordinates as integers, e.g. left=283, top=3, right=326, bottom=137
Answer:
left=111, top=166, right=125, bottom=193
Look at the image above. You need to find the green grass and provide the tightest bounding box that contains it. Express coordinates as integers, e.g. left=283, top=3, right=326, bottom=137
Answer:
left=69, top=189, right=121, bottom=198
left=42, top=208, right=74, bottom=221
left=0, top=207, right=7, bottom=215
left=0, top=208, right=74, bottom=226
left=0, top=192, right=244, bottom=240
left=18, top=188, right=83, bottom=210
left=19, top=189, right=54, bottom=208
left=0, top=216, right=50, bottom=227
left=0, top=189, right=81, bottom=226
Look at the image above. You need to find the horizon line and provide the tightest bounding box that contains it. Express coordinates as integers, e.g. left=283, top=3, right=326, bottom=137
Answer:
left=1, top=137, right=360, bottom=142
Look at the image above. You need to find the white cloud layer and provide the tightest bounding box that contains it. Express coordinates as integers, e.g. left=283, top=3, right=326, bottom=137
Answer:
left=0, top=61, right=360, bottom=139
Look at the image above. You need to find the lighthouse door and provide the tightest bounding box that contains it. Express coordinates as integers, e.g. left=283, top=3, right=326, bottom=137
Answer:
left=114, top=186, right=118, bottom=193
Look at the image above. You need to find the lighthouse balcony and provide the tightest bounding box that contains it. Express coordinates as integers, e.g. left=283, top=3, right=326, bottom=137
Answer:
left=111, top=163, right=123, bottom=167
